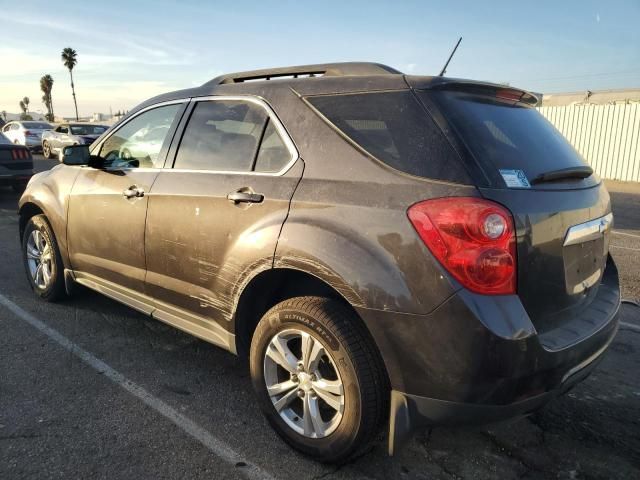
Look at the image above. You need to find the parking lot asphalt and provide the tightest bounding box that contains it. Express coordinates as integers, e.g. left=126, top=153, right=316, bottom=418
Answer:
left=1, top=157, right=639, bottom=479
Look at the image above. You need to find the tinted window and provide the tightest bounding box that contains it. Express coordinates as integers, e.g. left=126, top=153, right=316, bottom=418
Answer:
left=254, top=120, right=291, bottom=173
left=308, top=91, right=469, bottom=183
left=22, top=122, right=52, bottom=129
left=99, top=104, right=180, bottom=168
left=174, top=100, right=267, bottom=171
left=70, top=125, right=108, bottom=135
left=57, top=126, right=69, bottom=134
left=423, top=91, right=589, bottom=181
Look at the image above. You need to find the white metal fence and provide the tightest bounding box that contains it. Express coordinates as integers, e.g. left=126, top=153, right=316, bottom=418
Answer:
left=538, top=103, right=640, bottom=182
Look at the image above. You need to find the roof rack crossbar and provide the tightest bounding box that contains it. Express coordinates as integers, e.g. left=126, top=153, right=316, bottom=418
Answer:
left=204, top=62, right=402, bottom=86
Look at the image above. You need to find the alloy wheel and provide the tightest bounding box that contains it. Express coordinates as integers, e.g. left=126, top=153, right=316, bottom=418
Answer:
left=263, top=328, right=345, bottom=438
left=26, top=229, right=53, bottom=289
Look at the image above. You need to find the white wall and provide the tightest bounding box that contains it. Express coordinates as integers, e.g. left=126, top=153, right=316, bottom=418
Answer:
left=538, top=103, right=640, bottom=182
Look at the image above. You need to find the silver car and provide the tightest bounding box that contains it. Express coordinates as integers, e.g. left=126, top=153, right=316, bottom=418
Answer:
left=1, top=121, right=53, bottom=151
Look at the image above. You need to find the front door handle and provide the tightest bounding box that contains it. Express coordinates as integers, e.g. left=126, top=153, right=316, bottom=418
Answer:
left=123, top=185, right=145, bottom=199
left=227, top=191, right=264, bottom=204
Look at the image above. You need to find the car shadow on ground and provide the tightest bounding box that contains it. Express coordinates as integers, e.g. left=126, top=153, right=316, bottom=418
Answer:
left=49, top=283, right=640, bottom=479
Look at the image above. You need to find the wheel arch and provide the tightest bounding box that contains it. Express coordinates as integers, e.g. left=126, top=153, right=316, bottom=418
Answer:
left=233, top=267, right=384, bottom=376
left=18, top=201, right=45, bottom=240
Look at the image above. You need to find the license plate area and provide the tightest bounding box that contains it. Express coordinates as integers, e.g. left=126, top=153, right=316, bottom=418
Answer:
left=563, top=213, right=612, bottom=295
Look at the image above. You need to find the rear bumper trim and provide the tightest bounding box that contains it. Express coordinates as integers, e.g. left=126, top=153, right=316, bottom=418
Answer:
left=388, top=336, right=611, bottom=455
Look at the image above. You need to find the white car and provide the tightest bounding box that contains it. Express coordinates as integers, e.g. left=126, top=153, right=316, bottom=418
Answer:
left=1, top=121, right=53, bottom=151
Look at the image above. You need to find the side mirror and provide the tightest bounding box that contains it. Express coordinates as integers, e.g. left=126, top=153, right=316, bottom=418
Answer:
left=62, top=145, right=103, bottom=168
left=62, top=145, right=90, bottom=165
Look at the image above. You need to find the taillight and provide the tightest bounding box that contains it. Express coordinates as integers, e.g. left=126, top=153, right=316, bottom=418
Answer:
left=407, top=197, right=516, bottom=295
left=10, top=149, right=29, bottom=160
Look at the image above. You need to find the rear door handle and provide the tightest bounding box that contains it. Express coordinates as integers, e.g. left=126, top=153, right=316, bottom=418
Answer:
left=123, top=185, right=145, bottom=199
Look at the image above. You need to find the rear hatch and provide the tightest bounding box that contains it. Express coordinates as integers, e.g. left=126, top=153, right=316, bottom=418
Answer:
left=414, top=82, right=614, bottom=340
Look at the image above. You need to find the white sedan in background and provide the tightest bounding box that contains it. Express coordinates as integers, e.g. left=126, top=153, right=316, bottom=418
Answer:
left=1, top=121, right=53, bottom=151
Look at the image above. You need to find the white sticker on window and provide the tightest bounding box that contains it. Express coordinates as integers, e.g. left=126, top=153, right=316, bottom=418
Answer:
left=499, top=169, right=531, bottom=188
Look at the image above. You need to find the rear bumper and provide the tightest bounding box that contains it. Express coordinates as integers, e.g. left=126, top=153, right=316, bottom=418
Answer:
left=388, top=325, right=612, bottom=454
left=355, top=257, right=620, bottom=454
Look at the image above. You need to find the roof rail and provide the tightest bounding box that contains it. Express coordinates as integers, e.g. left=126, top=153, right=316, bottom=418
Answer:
left=203, top=62, right=402, bottom=86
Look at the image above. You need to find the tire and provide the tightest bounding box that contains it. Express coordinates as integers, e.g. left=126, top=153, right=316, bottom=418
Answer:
left=250, top=296, right=387, bottom=463
left=42, top=141, right=51, bottom=159
left=21, top=214, right=66, bottom=301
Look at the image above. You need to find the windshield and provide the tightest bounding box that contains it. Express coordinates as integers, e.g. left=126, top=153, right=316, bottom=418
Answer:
left=23, top=122, right=53, bottom=130
left=421, top=90, right=589, bottom=183
left=70, top=125, right=108, bottom=135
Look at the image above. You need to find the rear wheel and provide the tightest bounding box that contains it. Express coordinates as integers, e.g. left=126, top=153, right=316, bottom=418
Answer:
left=250, top=296, right=387, bottom=462
left=21, top=215, right=66, bottom=301
left=42, top=141, right=52, bottom=159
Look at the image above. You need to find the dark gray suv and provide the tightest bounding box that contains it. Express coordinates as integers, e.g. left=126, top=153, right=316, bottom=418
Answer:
left=18, top=63, right=620, bottom=462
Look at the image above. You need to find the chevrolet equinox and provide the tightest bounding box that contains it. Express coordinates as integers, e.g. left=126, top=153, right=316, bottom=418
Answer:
left=18, top=62, right=620, bottom=462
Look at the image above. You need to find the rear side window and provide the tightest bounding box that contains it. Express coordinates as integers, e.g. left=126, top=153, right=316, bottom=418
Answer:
left=307, top=91, right=469, bottom=183
left=174, top=100, right=267, bottom=172
left=422, top=90, right=589, bottom=182
left=254, top=120, right=291, bottom=173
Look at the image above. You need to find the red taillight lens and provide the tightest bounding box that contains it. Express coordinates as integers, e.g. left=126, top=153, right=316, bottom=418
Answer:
left=407, top=197, right=516, bottom=295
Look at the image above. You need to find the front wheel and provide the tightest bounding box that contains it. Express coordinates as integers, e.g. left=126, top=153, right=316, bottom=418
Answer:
left=21, top=214, right=66, bottom=301
left=42, top=141, right=52, bottom=159
left=250, top=297, right=387, bottom=463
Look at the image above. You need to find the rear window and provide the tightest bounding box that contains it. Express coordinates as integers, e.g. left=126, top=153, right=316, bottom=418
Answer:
left=307, top=91, right=470, bottom=183
left=422, top=91, right=589, bottom=182
left=22, top=122, right=52, bottom=129
left=70, top=125, right=108, bottom=135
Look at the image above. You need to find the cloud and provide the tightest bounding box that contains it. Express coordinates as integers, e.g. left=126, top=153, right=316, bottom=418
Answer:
left=0, top=13, right=191, bottom=64
left=596, top=13, right=601, bottom=23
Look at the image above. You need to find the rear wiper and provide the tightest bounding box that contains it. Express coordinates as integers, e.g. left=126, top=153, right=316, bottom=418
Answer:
left=530, top=166, right=593, bottom=185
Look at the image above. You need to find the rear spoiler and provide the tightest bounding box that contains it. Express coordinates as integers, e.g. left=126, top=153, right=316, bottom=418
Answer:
left=406, top=76, right=539, bottom=106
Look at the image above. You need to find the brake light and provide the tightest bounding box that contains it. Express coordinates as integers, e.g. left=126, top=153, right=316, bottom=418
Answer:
left=495, top=89, right=523, bottom=103
left=11, top=149, right=29, bottom=160
left=407, top=197, right=516, bottom=295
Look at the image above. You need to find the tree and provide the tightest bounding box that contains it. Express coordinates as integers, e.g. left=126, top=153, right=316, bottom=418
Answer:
left=40, top=74, right=55, bottom=122
left=1, top=110, right=6, bottom=121
left=19, top=97, right=30, bottom=120
left=61, top=47, right=79, bottom=120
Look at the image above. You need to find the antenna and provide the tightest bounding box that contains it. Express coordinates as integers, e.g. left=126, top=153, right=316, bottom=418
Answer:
left=438, top=37, right=462, bottom=77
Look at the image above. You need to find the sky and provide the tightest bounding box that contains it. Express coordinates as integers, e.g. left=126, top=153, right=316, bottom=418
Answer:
left=0, top=0, right=638, bottom=118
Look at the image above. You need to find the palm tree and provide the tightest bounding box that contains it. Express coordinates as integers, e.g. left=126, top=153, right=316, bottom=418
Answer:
left=1, top=110, right=6, bottom=121
left=61, top=47, right=79, bottom=120
left=19, top=97, right=30, bottom=120
left=40, top=74, right=55, bottom=121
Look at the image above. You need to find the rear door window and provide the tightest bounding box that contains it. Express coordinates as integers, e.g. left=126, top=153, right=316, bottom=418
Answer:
left=174, top=100, right=267, bottom=172
left=307, top=91, right=470, bottom=183
left=254, top=119, right=292, bottom=173
left=421, top=90, right=589, bottom=183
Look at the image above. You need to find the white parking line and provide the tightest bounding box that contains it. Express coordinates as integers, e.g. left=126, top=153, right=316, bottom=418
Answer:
left=0, top=292, right=276, bottom=480
left=610, top=245, right=640, bottom=252
left=612, top=230, right=640, bottom=239
left=620, top=322, right=640, bottom=333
